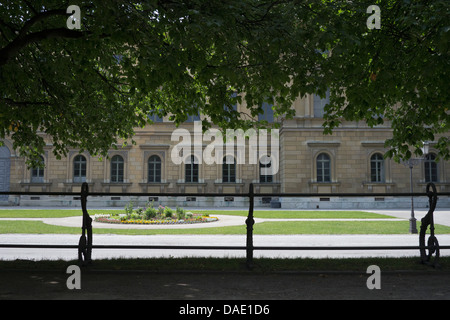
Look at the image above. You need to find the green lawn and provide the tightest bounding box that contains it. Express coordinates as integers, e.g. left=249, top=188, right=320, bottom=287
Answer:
left=191, top=210, right=397, bottom=219
left=0, top=209, right=449, bottom=235
left=0, top=209, right=122, bottom=218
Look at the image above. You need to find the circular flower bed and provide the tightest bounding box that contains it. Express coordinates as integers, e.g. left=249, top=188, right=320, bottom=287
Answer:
left=94, top=215, right=218, bottom=225
left=93, top=203, right=218, bottom=225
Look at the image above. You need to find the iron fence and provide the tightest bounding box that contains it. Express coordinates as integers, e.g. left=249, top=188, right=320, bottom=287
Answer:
left=0, top=182, right=449, bottom=269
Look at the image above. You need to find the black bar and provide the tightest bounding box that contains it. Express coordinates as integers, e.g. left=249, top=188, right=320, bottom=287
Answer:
left=2, top=191, right=450, bottom=198
left=246, top=183, right=255, bottom=269
left=0, top=244, right=449, bottom=250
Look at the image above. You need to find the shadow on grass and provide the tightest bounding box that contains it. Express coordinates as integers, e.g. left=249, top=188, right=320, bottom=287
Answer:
left=1, top=256, right=448, bottom=273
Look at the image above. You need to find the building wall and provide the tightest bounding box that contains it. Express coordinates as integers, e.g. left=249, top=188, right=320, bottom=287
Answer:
left=2, top=93, right=450, bottom=208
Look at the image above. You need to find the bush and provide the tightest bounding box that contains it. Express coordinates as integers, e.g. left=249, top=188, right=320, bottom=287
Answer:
left=144, top=207, right=157, bottom=220
left=164, top=206, right=173, bottom=218
left=125, top=201, right=134, bottom=216
left=120, top=203, right=194, bottom=221
left=176, top=207, right=185, bottom=220
left=130, top=213, right=141, bottom=220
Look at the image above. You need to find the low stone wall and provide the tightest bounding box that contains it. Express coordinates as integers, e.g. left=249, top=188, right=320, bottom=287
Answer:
left=279, top=196, right=450, bottom=209
left=4, top=194, right=450, bottom=209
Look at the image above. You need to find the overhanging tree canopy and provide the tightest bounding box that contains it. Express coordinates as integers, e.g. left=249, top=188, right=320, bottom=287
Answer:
left=0, top=0, right=449, bottom=167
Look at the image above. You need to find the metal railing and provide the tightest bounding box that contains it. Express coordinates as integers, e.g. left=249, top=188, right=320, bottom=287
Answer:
left=0, top=182, right=449, bottom=269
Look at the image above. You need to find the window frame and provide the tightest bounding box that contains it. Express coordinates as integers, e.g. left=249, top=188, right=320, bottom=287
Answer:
left=424, top=153, right=438, bottom=183
left=258, top=102, right=274, bottom=123
left=222, top=155, right=236, bottom=183
left=148, top=155, right=162, bottom=183
left=259, top=155, right=273, bottom=183
left=370, top=153, right=385, bottom=183
left=316, top=153, right=331, bottom=183
left=73, top=155, right=87, bottom=183
left=31, top=156, right=45, bottom=183
left=185, top=155, right=199, bottom=183
left=110, top=155, right=124, bottom=183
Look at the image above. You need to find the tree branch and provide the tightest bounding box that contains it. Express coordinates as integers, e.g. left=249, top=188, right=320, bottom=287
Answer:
left=1, top=97, right=50, bottom=107
left=0, top=28, right=88, bottom=66
left=17, top=9, right=67, bottom=39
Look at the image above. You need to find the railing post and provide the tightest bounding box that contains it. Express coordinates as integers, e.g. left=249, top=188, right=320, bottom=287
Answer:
left=78, top=182, right=93, bottom=265
left=419, top=182, right=440, bottom=267
left=246, top=183, right=255, bottom=269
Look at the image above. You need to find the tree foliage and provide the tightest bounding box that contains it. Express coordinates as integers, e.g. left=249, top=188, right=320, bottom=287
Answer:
left=0, top=0, right=448, bottom=166
left=319, top=0, right=450, bottom=162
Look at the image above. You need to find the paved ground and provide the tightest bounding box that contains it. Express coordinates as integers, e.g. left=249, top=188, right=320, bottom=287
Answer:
left=1, top=268, right=449, bottom=300
left=2, top=233, right=450, bottom=260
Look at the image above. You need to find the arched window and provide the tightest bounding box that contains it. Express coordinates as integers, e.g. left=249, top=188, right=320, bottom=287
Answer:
left=73, top=155, right=87, bottom=183
left=111, top=155, right=124, bottom=183
left=185, top=155, right=199, bottom=183
left=31, top=156, right=45, bottom=183
left=424, top=153, right=438, bottom=182
left=148, top=155, right=162, bottom=183
left=316, top=153, right=331, bottom=182
left=370, top=153, right=385, bottom=182
left=259, top=155, right=273, bottom=183
left=222, top=155, right=236, bottom=183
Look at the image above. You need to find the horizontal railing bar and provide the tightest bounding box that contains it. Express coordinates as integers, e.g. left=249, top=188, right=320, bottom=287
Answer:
left=0, top=244, right=449, bottom=251
left=255, top=246, right=450, bottom=251
left=1, top=191, right=450, bottom=198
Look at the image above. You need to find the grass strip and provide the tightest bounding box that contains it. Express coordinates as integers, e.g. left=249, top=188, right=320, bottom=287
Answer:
left=191, top=210, right=397, bottom=219
left=0, top=209, right=122, bottom=218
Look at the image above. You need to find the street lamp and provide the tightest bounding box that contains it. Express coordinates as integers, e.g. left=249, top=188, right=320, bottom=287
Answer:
left=401, top=142, right=429, bottom=234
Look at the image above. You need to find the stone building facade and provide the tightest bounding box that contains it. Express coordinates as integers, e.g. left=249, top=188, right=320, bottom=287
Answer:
left=1, top=93, right=449, bottom=208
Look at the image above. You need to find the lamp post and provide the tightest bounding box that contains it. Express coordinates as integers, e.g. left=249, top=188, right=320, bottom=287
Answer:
left=400, top=143, right=429, bottom=234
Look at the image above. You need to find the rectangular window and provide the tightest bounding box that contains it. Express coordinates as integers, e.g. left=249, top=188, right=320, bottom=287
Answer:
left=425, top=154, right=438, bottom=182
left=111, top=155, right=124, bottom=183
left=148, top=155, right=162, bottom=183
left=185, top=156, right=199, bottom=182
left=222, top=156, right=236, bottom=183
left=31, top=167, right=44, bottom=183
left=258, top=102, right=274, bottom=123
left=259, top=157, right=273, bottom=183
left=316, top=153, right=331, bottom=182
left=370, top=154, right=385, bottom=183
left=31, top=156, right=45, bottom=183
left=313, top=89, right=330, bottom=118
left=73, top=155, right=87, bottom=183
